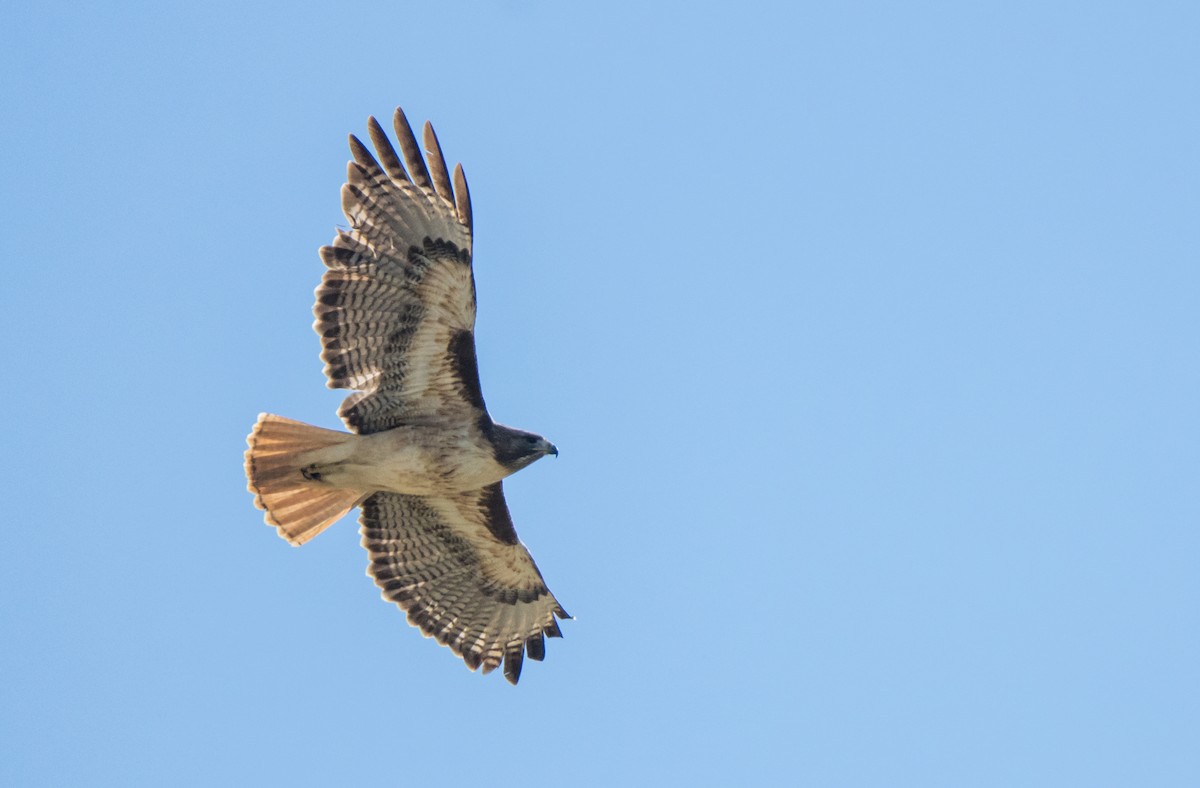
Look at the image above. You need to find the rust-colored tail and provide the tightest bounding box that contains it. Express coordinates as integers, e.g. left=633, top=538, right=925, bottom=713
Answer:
left=244, top=413, right=366, bottom=545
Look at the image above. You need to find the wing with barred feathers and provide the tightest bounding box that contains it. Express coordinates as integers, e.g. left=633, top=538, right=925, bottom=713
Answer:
left=361, top=484, right=570, bottom=684
left=314, top=108, right=483, bottom=435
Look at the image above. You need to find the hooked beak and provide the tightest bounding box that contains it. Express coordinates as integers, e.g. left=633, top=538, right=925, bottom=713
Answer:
left=547, top=442, right=559, bottom=457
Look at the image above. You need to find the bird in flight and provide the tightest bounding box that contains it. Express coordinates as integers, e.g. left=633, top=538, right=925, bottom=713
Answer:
left=244, top=107, right=568, bottom=684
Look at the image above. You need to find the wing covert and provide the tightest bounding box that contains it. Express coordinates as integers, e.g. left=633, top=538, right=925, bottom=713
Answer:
left=314, top=108, right=481, bottom=434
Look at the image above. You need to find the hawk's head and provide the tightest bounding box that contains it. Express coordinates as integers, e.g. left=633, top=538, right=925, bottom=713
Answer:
left=491, top=424, right=558, bottom=472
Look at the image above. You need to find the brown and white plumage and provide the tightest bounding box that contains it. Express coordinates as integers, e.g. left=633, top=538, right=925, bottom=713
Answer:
left=362, top=486, right=564, bottom=683
left=245, top=107, right=567, bottom=684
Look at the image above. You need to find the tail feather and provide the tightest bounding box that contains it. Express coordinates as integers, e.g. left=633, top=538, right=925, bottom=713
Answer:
left=245, top=413, right=366, bottom=545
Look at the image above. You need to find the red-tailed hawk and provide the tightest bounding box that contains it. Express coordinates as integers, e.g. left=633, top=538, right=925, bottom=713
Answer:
left=244, top=107, right=568, bottom=684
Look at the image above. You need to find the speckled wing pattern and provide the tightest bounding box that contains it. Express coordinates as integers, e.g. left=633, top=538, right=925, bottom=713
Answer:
left=315, top=108, right=480, bottom=435
left=361, top=485, right=569, bottom=684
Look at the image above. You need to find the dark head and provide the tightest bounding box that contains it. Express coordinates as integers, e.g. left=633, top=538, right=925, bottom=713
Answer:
left=491, top=424, right=558, bottom=472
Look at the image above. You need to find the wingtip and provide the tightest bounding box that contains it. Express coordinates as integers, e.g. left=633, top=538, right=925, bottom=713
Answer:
left=366, top=114, right=407, bottom=183
left=392, top=105, right=410, bottom=131
left=525, top=632, right=546, bottom=662
left=503, top=644, right=524, bottom=685
left=391, top=106, right=432, bottom=188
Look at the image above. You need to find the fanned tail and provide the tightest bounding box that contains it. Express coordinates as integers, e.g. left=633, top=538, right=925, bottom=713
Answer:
left=244, top=413, right=366, bottom=545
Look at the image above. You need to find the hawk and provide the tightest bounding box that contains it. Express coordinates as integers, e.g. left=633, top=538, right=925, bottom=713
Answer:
left=244, top=107, right=568, bottom=684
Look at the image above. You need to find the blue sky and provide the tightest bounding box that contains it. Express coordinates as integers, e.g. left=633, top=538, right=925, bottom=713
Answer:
left=2, top=2, right=1197, bottom=785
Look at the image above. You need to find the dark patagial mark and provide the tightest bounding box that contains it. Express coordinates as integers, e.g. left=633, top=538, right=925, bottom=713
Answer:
left=479, top=484, right=519, bottom=545
left=447, top=330, right=487, bottom=411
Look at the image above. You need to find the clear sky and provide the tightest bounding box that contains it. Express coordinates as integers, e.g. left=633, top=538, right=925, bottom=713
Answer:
left=2, top=2, right=1197, bottom=786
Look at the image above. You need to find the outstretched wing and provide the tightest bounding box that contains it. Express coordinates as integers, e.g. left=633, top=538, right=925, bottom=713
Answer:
left=314, top=108, right=483, bottom=434
left=361, top=485, right=569, bottom=684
